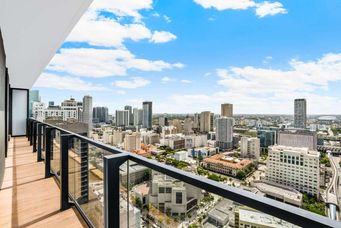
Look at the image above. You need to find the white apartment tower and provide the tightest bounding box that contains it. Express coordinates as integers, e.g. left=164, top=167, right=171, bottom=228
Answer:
left=215, top=117, right=233, bottom=150
left=264, top=145, right=319, bottom=196
left=294, top=98, right=307, bottom=129
left=240, top=137, right=260, bottom=160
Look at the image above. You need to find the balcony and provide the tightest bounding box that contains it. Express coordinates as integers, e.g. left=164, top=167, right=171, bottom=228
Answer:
left=0, top=118, right=339, bottom=227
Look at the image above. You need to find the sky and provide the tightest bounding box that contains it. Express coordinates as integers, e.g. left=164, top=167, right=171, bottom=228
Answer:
left=33, top=0, right=341, bottom=115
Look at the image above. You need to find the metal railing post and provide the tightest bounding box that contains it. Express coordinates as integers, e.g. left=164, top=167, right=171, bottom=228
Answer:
left=33, top=122, right=37, bottom=152
left=37, top=123, right=43, bottom=162
left=104, top=154, right=128, bottom=228
left=29, top=120, right=34, bottom=145
left=60, top=134, right=72, bottom=211
left=45, top=127, right=53, bottom=178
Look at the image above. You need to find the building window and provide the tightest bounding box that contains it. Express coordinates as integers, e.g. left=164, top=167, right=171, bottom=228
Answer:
left=176, top=192, right=182, bottom=204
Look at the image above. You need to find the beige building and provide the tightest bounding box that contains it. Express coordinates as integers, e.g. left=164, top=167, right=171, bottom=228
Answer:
left=221, top=103, right=233, bottom=117
left=200, top=111, right=213, bottom=133
left=203, top=154, right=252, bottom=177
left=240, top=137, right=260, bottom=160
left=278, top=130, right=317, bottom=150
left=264, top=145, right=319, bottom=196
left=124, top=132, right=141, bottom=152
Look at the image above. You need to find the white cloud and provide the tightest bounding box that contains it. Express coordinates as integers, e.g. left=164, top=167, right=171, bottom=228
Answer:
left=116, top=90, right=127, bottom=94
left=48, top=48, right=184, bottom=77
left=91, top=0, right=153, bottom=20
left=150, top=31, right=177, bottom=43
left=181, top=79, right=192, bottom=83
left=217, top=53, right=341, bottom=94
left=163, top=53, right=341, bottom=114
left=112, top=77, right=151, bottom=89
left=67, top=11, right=152, bottom=47
left=255, top=1, right=287, bottom=17
left=34, top=73, right=109, bottom=91
left=194, top=0, right=287, bottom=17
left=161, top=76, right=177, bottom=83
left=163, top=15, right=172, bottom=23
left=194, top=0, right=256, bottom=10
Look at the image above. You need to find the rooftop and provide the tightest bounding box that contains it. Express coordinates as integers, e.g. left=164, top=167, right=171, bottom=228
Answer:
left=204, top=154, right=252, bottom=169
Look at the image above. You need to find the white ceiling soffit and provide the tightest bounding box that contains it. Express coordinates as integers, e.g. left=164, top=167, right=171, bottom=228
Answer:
left=0, top=0, right=93, bottom=89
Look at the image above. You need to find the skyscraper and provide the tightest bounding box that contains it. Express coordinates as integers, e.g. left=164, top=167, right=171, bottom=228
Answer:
left=116, top=110, right=129, bottom=127
left=124, top=105, right=133, bottom=126
left=199, top=111, right=213, bottom=132
left=142, top=101, right=152, bottom=129
left=93, top=107, right=109, bottom=123
left=221, top=103, right=233, bottom=117
left=82, top=95, right=92, bottom=124
left=294, top=98, right=306, bottom=129
left=215, top=117, right=234, bottom=150
left=82, top=95, right=93, bottom=133
left=133, top=108, right=143, bottom=126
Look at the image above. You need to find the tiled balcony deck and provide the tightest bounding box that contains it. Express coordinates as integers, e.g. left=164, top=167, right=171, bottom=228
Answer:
left=0, top=137, right=86, bottom=228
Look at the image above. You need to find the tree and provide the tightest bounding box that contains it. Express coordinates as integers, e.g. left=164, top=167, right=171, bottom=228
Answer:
left=236, top=171, right=246, bottom=180
left=135, top=197, right=142, bottom=209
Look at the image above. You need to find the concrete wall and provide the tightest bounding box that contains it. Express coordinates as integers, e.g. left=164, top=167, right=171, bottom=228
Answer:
left=0, top=29, right=6, bottom=188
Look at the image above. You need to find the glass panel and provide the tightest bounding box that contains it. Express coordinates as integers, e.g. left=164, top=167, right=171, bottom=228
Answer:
left=50, top=129, right=61, bottom=179
left=120, top=160, right=300, bottom=228
left=68, top=138, right=111, bottom=227
left=41, top=125, right=45, bottom=159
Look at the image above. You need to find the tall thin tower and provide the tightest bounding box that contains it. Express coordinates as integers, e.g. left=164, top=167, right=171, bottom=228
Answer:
left=294, top=98, right=307, bottom=129
left=142, top=101, right=152, bottom=130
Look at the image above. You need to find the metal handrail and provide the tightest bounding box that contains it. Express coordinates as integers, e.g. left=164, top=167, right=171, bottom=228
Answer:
left=28, top=118, right=340, bottom=228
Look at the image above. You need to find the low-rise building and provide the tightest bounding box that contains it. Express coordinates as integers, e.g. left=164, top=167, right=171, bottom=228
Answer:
left=235, top=206, right=298, bottom=228
left=189, top=147, right=218, bottom=158
left=251, top=181, right=303, bottom=207
left=203, top=154, right=252, bottom=177
left=149, top=172, right=202, bottom=216
left=174, top=150, right=188, bottom=161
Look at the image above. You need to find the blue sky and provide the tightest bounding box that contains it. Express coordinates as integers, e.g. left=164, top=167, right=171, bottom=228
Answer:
left=33, top=0, right=341, bottom=114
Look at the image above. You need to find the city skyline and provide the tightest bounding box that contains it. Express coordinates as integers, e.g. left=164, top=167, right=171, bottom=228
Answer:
left=32, top=0, right=341, bottom=114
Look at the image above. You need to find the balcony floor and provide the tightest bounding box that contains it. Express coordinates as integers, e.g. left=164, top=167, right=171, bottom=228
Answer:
left=0, top=137, right=86, bottom=228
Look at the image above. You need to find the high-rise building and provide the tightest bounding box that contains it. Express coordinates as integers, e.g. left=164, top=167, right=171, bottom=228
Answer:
left=115, top=110, right=129, bottom=127
left=257, top=129, right=277, bottom=149
left=142, top=101, right=152, bottom=129
left=82, top=95, right=92, bottom=124
left=199, top=111, right=213, bottom=133
left=221, top=103, right=233, bottom=117
left=29, top=90, right=40, bottom=117
left=82, top=95, right=93, bottom=133
left=240, top=137, right=260, bottom=160
left=264, top=145, right=319, bottom=196
left=93, top=107, right=109, bottom=123
left=183, top=118, right=193, bottom=135
left=294, top=98, right=307, bottom=129
left=159, top=116, right=168, bottom=127
left=124, top=105, right=133, bottom=126
left=193, top=113, right=200, bottom=129
left=133, top=108, right=143, bottom=126
left=215, top=117, right=233, bottom=150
